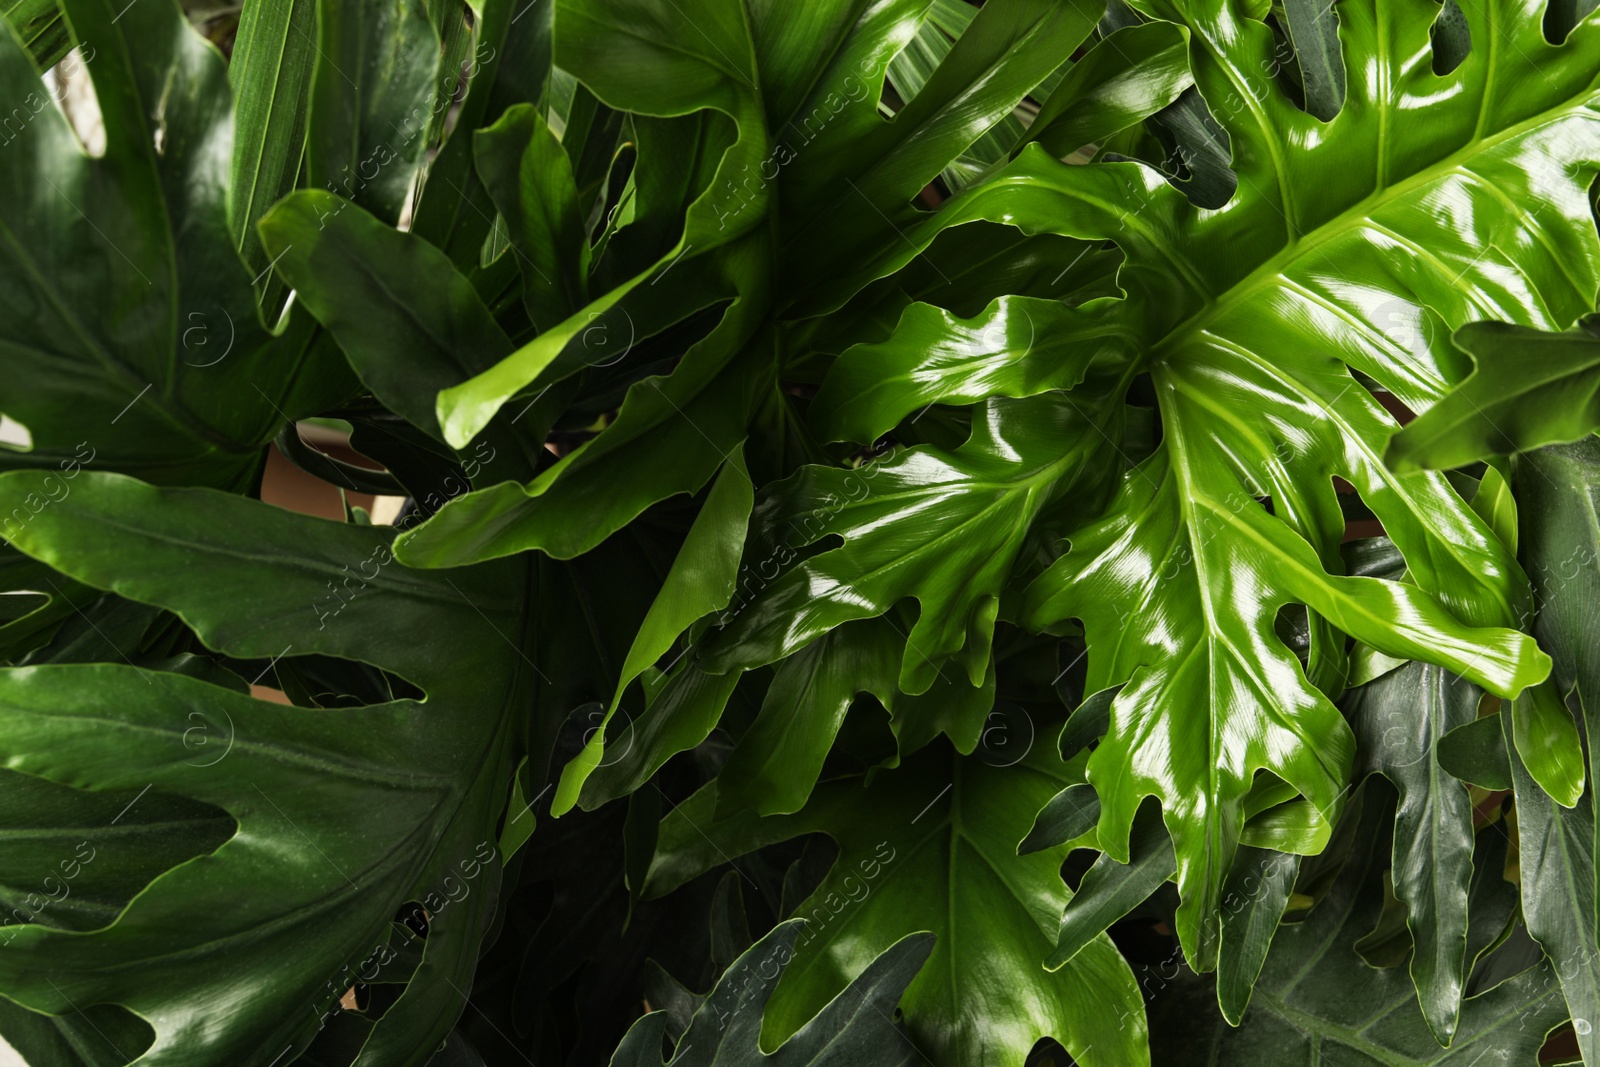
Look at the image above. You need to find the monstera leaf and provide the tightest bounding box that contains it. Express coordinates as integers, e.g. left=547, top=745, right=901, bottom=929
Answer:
left=1388, top=317, right=1600, bottom=471
left=0, top=470, right=671, bottom=1065
left=1344, top=662, right=1483, bottom=1044
left=385, top=0, right=1137, bottom=571
left=644, top=738, right=1151, bottom=1067
left=700, top=391, right=1125, bottom=696
left=607, top=922, right=931, bottom=1067
left=757, top=0, right=1600, bottom=972
left=6, top=0, right=1600, bottom=1063
left=0, top=0, right=354, bottom=493
left=1509, top=437, right=1600, bottom=1064
left=1147, top=782, right=1571, bottom=1064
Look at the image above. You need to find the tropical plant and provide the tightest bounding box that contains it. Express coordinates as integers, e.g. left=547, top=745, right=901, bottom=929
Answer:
left=0, top=0, right=1598, bottom=1063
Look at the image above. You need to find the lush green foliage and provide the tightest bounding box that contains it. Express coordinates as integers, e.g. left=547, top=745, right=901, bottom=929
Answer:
left=0, top=0, right=1598, bottom=1063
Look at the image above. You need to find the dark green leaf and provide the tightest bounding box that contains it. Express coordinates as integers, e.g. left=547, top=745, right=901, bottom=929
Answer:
left=1281, top=0, right=1345, bottom=120
left=0, top=470, right=537, bottom=1062
left=1436, top=714, right=1512, bottom=792
left=1019, top=782, right=1101, bottom=855
left=555, top=450, right=752, bottom=813
left=607, top=922, right=931, bottom=1067
left=0, top=0, right=352, bottom=491
left=646, top=741, right=1151, bottom=1067
left=474, top=103, right=591, bottom=330
left=1150, top=783, right=1567, bottom=1064
left=229, top=0, right=317, bottom=313
left=1214, top=846, right=1301, bottom=1025
left=1049, top=802, right=1175, bottom=968
left=260, top=190, right=544, bottom=482
left=1505, top=707, right=1600, bottom=1065
left=307, top=0, right=441, bottom=226
left=1346, top=662, right=1481, bottom=1042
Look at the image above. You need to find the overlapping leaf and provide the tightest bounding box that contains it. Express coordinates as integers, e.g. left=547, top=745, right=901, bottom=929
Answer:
left=1508, top=436, right=1600, bottom=1065
left=1345, top=661, right=1484, bottom=1043
left=1388, top=317, right=1600, bottom=470
left=386, top=0, right=1122, bottom=570
left=776, top=0, right=1600, bottom=970
left=1147, top=783, right=1570, bottom=1064
left=607, top=922, right=931, bottom=1067
left=0, top=470, right=620, bottom=1065
left=0, top=0, right=352, bottom=492
left=645, top=739, right=1151, bottom=1067
left=4, top=1, right=1600, bottom=1065
left=701, top=392, right=1125, bottom=696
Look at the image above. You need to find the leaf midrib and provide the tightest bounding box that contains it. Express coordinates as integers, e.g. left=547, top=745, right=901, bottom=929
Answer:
left=1148, top=79, right=1600, bottom=366
left=1251, top=986, right=1419, bottom=1067
left=1189, top=327, right=1519, bottom=623
left=9, top=705, right=452, bottom=790
left=1157, top=393, right=1227, bottom=927
left=0, top=214, right=240, bottom=456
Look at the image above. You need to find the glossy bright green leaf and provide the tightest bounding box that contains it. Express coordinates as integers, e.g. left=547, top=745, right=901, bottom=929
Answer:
left=885, top=1, right=1012, bottom=192
left=1508, top=681, right=1585, bottom=808
left=1388, top=318, right=1600, bottom=472
left=1471, top=464, right=1519, bottom=554
left=571, top=663, right=747, bottom=813
left=646, top=741, right=1151, bottom=1067
left=1021, top=431, right=1542, bottom=969
left=712, top=618, right=899, bottom=818
left=809, top=295, right=1137, bottom=445
left=398, top=287, right=771, bottom=563
left=703, top=392, right=1124, bottom=696
left=835, top=0, right=1600, bottom=969
left=1022, top=21, right=1193, bottom=158
left=8, top=0, right=1600, bottom=1061
left=553, top=449, right=753, bottom=815
left=781, top=0, right=1103, bottom=289
left=721, top=611, right=996, bottom=817
left=428, top=0, right=789, bottom=447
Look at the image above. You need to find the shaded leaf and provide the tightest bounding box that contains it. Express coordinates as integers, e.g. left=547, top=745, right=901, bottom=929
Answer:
left=1150, top=783, right=1568, bottom=1064
left=608, top=922, right=931, bottom=1067
left=646, top=740, right=1151, bottom=1067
